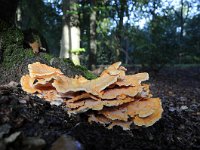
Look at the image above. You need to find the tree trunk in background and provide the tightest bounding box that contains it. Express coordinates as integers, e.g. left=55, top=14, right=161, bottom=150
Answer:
left=149, top=0, right=157, bottom=67
left=174, top=0, right=185, bottom=62
left=88, top=1, right=97, bottom=69
left=116, top=0, right=126, bottom=62
left=180, top=0, right=184, bottom=42
left=118, top=0, right=125, bottom=39
left=179, top=0, right=184, bottom=57
left=15, top=0, right=22, bottom=29
left=60, top=0, right=80, bottom=65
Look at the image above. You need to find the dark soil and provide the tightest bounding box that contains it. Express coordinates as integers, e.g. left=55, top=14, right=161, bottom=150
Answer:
left=0, top=66, right=200, bottom=150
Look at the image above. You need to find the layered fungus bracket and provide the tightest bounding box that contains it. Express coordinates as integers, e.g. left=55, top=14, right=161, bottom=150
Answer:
left=20, top=62, right=163, bottom=130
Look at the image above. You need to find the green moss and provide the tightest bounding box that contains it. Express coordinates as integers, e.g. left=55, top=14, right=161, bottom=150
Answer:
left=42, top=53, right=54, bottom=62
left=75, top=65, right=97, bottom=80
left=0, top=22, right=52, bottom=69
left=1, top=48, right=35, bottom=69
left=0, top=20, right=10, bottom=32
left=62, top=58, right=72, bottom=64
left=0, top=23, right=33, bottom=69
left=1, top=27, right=24, bottom=47
left=49, top=57, right=97, bottom=80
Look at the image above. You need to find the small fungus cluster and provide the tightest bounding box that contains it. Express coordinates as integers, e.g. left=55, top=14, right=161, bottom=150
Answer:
left=21, top=62, right=163, bottom=130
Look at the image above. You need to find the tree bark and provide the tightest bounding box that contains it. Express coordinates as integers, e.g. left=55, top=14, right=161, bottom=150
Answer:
left=60, top=0, right=81, bottom=65
left=116, top=0, right=126, bottom=62
left=88, top=1, right=97, bottom=69
left=180, top=0, right=184, bottom=42
left=15, top=0, right=22, bottom=29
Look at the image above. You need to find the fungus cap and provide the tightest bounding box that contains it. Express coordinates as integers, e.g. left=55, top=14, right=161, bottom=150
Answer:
left=67, top=97, right=135, bottom=115
left=100, top=62, right=126, bottom=78
left=67, top=99, right=103, bottom=115
left=88, top=114, right=111, bottom=126
left=115, top=73, right=149, bottom=87
left=52, top=74, right=118, bottom=95
left=107, top=120, right=132, bottom=130
left=133, top=106, right=163, bottom=127
left=20, top=75, right=40, bottom=93
left=127, top=98, right=162, bottom=118
left=38, top=90, right=63, bottom=102
left=28, top=62, right=63, bottom=78
left=100, top=86, right=143, bottom=99
left=67, top=93, right=100, bottom=103
left=99, top=106, right=128, bottom=121
left=88, top=114, right=132, bottom=130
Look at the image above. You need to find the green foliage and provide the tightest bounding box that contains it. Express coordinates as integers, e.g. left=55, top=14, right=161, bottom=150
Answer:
left=71, top=48, right=85, bottom=54
left=42, top=53, right=55, bottom=62
left=12, top=0, right=200, bottom=71
left=81, top=0, right=199, bottom=70
left=96, top=33, right=119, bottom=65
left=131, top=14, right=179, bottom=70
left=184, top=14, right=200, bottom=63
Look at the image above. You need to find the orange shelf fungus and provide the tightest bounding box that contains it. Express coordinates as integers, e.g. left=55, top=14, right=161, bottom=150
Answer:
left=88, top=114, right=132, bottom=130
left=88, top=114, right=111, bottom=126
left=20, top=75, right=41, bottom=93
left=127, top=98, right=160, bottom=118
left=37, top=90, right=63, bottom=102
left=99, top=106, right=129, bottom=121
left=28, top=62, right=63, bottom=78
left=21, top=61, right=163, bottom=130
left=115, top=73, right=149, bottom=87
left=100, top=62, right=122, bottom=76
left=99, top=86, right=143, bottom=99
left=52, top=74, right=118, bottom=96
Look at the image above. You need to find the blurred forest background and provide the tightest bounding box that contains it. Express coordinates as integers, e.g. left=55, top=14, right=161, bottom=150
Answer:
left=1, top=0, right=200, bottom=71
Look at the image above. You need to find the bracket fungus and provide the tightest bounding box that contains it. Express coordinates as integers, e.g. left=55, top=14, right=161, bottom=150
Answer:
left=21, top=62, right=163, bottom=130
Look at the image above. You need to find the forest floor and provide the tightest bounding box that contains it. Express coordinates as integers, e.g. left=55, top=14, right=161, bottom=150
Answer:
left=0, top=66, right=200, bottom=150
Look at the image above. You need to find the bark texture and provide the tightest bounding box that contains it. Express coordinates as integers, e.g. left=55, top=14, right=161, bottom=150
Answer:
left=60, top=0, right=81, bottom=65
